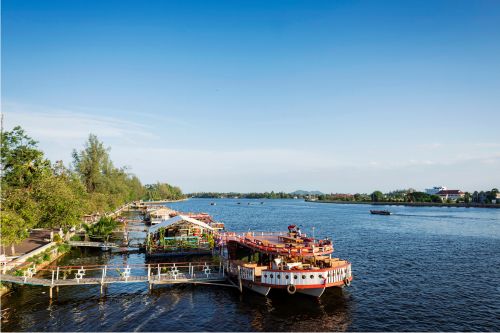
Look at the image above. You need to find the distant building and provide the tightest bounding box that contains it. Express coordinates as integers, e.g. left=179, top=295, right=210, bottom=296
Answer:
left=425, top=186, right=447, bottom=195
left=436, top=190, right=464, bottom=201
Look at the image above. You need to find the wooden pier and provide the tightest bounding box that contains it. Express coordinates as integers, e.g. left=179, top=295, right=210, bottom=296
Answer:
left=0, top=261, right=238, bottom=298
left=67, top=241, right=119, bottom=248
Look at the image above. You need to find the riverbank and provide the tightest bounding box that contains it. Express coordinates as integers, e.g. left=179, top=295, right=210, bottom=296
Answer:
left=143, top=198, right=188, bottom=204
left=306, top=200, right=500, bottom=208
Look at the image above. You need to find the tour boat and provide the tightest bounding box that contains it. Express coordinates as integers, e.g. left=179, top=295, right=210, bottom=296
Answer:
left=370, top=210, right=391, bottom=215
left=220, top=228, right=352, bottom=298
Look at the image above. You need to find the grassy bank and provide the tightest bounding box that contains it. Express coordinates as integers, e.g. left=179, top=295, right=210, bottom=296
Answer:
left=307, top=200, right=500, bottom=208
left=12, top=244, right=71, bottom=276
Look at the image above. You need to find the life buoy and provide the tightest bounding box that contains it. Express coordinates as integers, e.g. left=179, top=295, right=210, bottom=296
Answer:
left=287, top=284, right=297, bottom=295
left=343, top=278, right=351, bottom=287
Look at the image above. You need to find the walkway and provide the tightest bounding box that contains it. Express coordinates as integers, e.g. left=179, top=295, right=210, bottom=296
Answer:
left=0, top=261, right=237, bottom=298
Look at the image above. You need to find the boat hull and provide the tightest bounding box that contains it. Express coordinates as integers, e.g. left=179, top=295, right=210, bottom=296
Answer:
left=242, top=280, right=271, bottom=296
left=297, top=287, right=326, bottom=297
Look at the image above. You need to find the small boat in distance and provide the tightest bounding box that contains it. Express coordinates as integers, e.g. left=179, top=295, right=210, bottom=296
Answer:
left=370, top=210, right=391, bottom=215
left=210, top=202, right=216, bottom=206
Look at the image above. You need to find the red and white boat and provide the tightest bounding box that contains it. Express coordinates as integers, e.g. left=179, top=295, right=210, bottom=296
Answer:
left=220, top=227, right=352, bottom=297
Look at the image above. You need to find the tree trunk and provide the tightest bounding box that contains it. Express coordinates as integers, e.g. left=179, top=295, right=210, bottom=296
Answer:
left=11, top=244, right=15, bottom=256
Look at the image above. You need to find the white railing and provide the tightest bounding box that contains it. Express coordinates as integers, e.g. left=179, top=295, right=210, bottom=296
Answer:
left=239, top=266, right=255, bottom=281
left=260, top=263, right=352, bottom=286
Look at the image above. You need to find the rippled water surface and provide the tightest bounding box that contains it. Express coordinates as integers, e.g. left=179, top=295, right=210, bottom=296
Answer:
left=2, top=199, right=500, bottom=331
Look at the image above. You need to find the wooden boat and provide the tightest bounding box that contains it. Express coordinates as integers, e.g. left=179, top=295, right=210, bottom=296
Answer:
left=370, top=210, right=391, bottom=215
left=220, top=229, right=352, bottom=298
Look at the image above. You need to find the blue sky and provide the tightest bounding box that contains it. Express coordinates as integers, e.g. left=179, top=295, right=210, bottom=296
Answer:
left=2, top=0, right=500, bottom=193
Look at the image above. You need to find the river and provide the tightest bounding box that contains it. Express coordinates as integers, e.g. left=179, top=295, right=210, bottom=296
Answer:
left=2, top=198, right=500, bottom=331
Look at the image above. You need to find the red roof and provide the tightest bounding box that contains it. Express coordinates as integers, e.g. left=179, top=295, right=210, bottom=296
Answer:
left=436, top=190, right=464, bottom=195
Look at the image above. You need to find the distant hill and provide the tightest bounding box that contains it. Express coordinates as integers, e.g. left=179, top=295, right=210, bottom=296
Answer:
left=291, top=190, right=324, bottom=196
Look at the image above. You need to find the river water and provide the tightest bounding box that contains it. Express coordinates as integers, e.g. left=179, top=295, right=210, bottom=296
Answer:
left=2, top=199, right=500, bottom=331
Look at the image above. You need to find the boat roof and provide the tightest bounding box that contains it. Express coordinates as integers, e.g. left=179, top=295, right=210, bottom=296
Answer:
left=148, top=215, right=214, bottom=234
left=226, top=232, right=334, bottom=257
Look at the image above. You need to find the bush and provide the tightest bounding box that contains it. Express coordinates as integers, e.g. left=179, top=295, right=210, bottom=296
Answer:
left=53, top=234, right=62, bottom=243
left=14, top=269, right=25, bottom=276
left=70, top=235, right=82, bottom=241
left=57, top=243, right=71, bottom=253
left=42, top=252, right=51, bottom=261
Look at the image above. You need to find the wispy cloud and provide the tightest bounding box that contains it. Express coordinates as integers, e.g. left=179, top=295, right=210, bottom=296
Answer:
left=3, top=101, right=156, bottom=142
left=2, top=100, right=499, bottom=192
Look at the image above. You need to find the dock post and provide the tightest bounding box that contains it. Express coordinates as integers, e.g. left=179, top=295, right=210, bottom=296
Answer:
left=49, top=287, right=53, bottom=299
left=189, top=263, right=192, bottom=278
left=237, top=266, right=243, bottom=293
left=157, top=264, right=160, bottom=280
left=51, top=270, right=55, bottom=286
left=56, top=267, right=59, bottom=281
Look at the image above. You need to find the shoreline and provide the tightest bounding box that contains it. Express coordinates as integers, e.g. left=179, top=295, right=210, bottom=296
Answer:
left=306, top=200, right=500, bottom=208
left=142, top=198, right=188, bottom=204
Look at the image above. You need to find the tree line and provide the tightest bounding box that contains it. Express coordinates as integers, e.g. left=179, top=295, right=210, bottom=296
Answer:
left=317, top=188, right=499, bottom=204
left=1, top=126, right=184, bottom=254
left=190, top=191, right=301, bottom=199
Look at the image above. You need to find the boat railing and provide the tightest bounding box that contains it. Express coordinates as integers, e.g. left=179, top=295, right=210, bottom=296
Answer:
left=260, top=262, right=352, bottom=286
left=239, top=266, right=255, bottom=282
left=220, top=231, right=287, bottom=238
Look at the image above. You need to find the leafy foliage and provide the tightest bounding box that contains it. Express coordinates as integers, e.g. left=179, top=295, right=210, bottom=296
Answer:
left=0, top=126, right=50, bottom=189
left=82, top=216, right=118, bottom=241
left=144, top=182, right=184, bottom=201
left=72, top=134, right=148, bottom=212
left=1, top=127, right=183, bottom=250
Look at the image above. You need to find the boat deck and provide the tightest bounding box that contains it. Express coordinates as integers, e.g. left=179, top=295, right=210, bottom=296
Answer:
left=225, top=232, right=334, bottom=257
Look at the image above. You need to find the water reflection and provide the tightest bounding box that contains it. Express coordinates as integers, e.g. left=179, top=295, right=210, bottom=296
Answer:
left=242, top=288, right=352, bottom=332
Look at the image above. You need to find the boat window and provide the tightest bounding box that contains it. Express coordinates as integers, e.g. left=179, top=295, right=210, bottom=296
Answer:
left=319, top=275, right=323, bottom=278
left=264, top=274, right=267, bottom=278
left=310, top=275, right=314, bottom=279
left=302, top=275, right=306, bottom=279
left=294, top=275, right=298, bottom=279
left=285, top=275, right=289, bottom=279
left=277, top=274, right=280, bottom=279
left=270, top=274, right=274, bottom=278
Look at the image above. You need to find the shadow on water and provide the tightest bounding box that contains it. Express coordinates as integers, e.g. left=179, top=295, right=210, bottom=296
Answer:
left=233, top=287, right=352, bottom=332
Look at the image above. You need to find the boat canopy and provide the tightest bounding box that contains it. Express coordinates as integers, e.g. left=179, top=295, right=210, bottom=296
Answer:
left=148, top=215, right=214, bottom=234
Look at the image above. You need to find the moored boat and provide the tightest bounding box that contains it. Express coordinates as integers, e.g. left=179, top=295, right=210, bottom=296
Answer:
left=220, top=227, right=352, bottom=297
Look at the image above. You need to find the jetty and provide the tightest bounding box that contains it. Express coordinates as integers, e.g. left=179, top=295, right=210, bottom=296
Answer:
left=0, top=261, right=237, bottom=299
left=67, top=241, right=119, bottom=249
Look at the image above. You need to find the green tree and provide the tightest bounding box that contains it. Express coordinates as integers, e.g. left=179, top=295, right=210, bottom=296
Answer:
left=0, top=210, right=30, bottom=255
left=1, top=126, right=51, bottom=189
left=32, top=171, right=88, bottom=230
left=72, top=134, right=146, bottom=212
left=144, top=182, right=184, bottom=201
left=370, top=191, right=384, bottom=202
left=72, top=134, right=111, bottom=193
left=430, top=194, right=442, bottom=203
left=464, top=192, right=471, bottom=204
left=83, top=216, right=117, bottom=242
